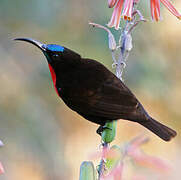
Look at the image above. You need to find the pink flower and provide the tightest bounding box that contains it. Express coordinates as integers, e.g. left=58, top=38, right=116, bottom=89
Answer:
left=128, top=149, right=171, bottom=173
left=89, top=145, right=120, bottom=160
left=101, top=162, right=124, bottom=180
left=0, top=162, right=4, bottom=175
left=151, top=0, right=181, bottom=21
left=126, top=136, right=171, bottom=173
left=108, top=0, right=181, bottom=29
left=107, top=0, right=124, bottom=30
left=108, top=0, right=118, bottom=8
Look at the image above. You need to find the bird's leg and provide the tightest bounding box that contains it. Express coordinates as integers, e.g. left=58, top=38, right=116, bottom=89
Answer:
left=96, top=125, right=112, bottom=136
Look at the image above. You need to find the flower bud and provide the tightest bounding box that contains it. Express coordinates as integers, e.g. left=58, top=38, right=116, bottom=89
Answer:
left=79, top=161, right=96, bottom=180
left=89, top=22, right=117, bottom=51
left=108, top=32, right=117, bottom=51
left=124, top=33, right=132, bottom=51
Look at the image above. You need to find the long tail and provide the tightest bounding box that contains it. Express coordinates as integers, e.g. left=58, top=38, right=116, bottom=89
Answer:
left=139, top=118, right=177, bottom=141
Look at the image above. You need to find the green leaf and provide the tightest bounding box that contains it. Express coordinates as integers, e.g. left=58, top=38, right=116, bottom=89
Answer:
left=79, top=161, right=96, bottom=180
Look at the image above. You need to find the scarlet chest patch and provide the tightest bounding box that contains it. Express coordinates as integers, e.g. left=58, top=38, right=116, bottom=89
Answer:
left=48, top=64, right=60, bottom=96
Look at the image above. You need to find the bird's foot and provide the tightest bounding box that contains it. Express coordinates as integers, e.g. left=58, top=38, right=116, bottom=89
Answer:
left=96, top=125, right=112, bottom=136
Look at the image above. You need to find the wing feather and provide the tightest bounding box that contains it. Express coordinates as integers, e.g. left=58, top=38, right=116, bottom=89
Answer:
left=65, top=78, right=139, bottom=121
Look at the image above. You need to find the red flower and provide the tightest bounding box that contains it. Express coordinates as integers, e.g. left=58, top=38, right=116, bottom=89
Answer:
left=151, top=0, right=181, bottom=21
left=107, top=0, right=124, bottom=29
left=108, top=0, right=181, bottom=29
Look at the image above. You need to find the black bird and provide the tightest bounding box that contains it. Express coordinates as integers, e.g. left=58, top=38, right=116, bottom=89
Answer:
left=14, top=38, right=177, bottom=141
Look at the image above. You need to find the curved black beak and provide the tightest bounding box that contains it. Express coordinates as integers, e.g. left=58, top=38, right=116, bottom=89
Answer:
left=14, top=38, right=46, bottom=51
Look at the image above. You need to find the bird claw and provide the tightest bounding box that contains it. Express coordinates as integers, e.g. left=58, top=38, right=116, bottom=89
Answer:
left=96, top=125, right=112, bottom=136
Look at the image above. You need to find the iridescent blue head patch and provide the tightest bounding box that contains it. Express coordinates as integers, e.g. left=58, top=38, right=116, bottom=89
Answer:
left=46, top=44, right=64, bottom=52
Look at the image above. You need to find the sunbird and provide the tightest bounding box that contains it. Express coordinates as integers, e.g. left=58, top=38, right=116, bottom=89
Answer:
left=14, top=38, right=177, bottom=141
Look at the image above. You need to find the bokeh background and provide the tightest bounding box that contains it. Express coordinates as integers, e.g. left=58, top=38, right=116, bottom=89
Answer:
left=0, top=0, right=181, bottom=179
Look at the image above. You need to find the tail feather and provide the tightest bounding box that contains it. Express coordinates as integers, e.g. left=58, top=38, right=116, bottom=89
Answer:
left=139, top=118, right=177, bottom=141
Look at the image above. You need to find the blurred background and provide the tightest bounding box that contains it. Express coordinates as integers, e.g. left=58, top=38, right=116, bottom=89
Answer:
left=0, top=0, right=181, bottom=179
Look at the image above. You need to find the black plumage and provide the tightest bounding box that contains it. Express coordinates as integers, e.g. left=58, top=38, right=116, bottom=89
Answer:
left=14, top=38, right=177, bottom=141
